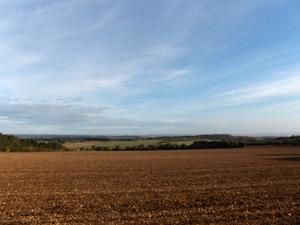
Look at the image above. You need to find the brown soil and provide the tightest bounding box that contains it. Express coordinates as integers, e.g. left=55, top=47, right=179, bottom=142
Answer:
left=0, top=146, right=299, bottom=224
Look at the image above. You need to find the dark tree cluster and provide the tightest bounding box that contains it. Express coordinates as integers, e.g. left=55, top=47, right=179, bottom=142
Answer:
left=189, top=140, right=245, bottom=149
left=0, top=133, right=64, bottom=152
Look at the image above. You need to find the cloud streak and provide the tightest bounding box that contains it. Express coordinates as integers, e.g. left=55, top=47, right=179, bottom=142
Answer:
left=218, top=75, right=300, bottom=103
left=0, top=101, right=204, bottom=135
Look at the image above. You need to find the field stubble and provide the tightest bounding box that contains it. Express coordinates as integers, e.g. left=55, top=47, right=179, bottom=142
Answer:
left=0, top=147, right=299, bottom=224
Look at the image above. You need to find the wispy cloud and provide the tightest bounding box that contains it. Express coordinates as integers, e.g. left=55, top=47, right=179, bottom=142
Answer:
left=0, top=19, right=10, bottom=32
left=144, top=44, right=186, bottom=60
left=218, top=75, right=300, bottom=103
left=155, top=69, right=191, bottom=82
left=0, top=101, right=203, bottom=135
left=13, top=52, right=44, bottom=67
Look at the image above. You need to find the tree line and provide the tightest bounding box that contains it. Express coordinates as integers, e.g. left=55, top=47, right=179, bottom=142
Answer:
left=81, top=140, right=246, bottom=151
left=0, top=133, right=64, bottom=152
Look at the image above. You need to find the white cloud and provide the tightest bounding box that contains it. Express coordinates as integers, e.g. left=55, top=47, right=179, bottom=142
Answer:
left=0, top=19, right=10, bottom=32
left=218, top=75, right=300, bottom=103
left=61, top=77, right=126, bottom=94
left=156, top=69, right=190, bottom=82
left=13, top=52, right=44, bottom=67
left=144, top=44, right=186, bottom=60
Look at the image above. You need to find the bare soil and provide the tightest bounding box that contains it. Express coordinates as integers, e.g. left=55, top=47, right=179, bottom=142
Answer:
left=0, top=146, right=299, bottom=224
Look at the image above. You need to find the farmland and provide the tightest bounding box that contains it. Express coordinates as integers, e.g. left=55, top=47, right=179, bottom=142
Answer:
left=63, top=139, right=196, bottom=150
left=0, top=146, right=299, bottom=224
left=63, top=139, right=164, bottom=149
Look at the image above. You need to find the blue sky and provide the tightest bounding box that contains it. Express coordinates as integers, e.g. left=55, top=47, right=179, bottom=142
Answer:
left=0, top=0, right=300, bottom=135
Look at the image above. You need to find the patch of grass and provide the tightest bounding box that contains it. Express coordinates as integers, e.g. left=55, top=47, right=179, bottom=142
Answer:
left=64, top=139, right=163, bottom=150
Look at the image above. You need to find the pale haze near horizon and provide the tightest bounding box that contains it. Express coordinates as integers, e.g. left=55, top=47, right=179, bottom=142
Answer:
left=0, top=0, right=300, bottom=135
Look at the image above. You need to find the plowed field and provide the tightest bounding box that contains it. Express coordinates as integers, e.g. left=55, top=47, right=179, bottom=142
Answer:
left=0, top=147, right=299, bottom=224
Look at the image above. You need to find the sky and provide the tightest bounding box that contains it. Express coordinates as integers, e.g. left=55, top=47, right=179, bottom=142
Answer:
left=0, top=0, right=300, bottom=135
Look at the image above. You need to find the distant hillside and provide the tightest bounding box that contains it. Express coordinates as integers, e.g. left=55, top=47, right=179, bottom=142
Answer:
left=4, top=133, right=300, bottom=152
left=275, top=136, right=300, bottom=145
left=0, top=133, right=64, bottom=152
